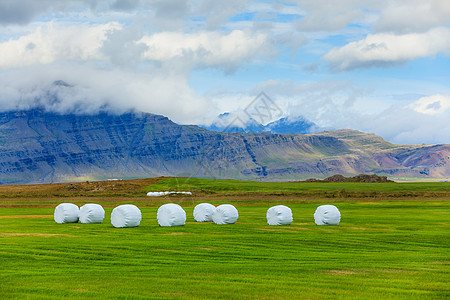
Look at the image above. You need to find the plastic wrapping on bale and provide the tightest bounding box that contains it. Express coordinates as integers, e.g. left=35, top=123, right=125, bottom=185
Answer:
left=79, top=204, right=105, bottom=224
left=147, top=191, right=192, bottom=196
left=266, top=205, right=293, bottom=225
left=193, top=203, right=216, bottom=222
left=157, top=203, right=186, bottom=226
left=111, top=204, right=142, bottom=228
left=178, top=191, right=192, bottom=195
left=212, top=204, right=239, bottom=224
left=54, top=203, right=79, bottom=223
left=147, top=191, right=168, bottom=196
left=314, top=205, right=341, bottom=225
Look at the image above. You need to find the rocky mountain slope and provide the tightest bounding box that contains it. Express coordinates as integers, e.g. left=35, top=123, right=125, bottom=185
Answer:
left=0, top=109, right=449, bottom=184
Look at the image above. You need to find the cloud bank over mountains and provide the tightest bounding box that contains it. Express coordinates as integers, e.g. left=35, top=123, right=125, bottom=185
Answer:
left=0, top=0, right=449, bottom=145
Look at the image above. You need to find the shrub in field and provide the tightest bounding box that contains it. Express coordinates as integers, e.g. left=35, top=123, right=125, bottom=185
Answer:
left=157, top=203, right=186, bottom=226
left=193, top=203, right=216, bottom=222
left=212, top=204, right=239, bottom=225
left=79, top=204, right=105, bottom=224
left=314, top=205, right=341, bottom=225
left=266, top=205, right=293, bottom=225
left=111, top=204, right=142, bottom=228
left=54, top=203, right=79, bottom=223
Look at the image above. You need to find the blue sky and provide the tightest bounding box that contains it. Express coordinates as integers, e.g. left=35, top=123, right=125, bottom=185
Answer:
left=0, top=0, right=449, bottom=144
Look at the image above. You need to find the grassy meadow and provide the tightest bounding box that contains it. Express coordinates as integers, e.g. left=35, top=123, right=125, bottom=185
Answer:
left=0, top=178, right=449, bottom=299
left=147, top=177, right=450, bottom=193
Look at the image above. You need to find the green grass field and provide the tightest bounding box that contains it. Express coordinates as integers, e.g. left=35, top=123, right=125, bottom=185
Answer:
left=0, top=178, right=449, bottom=299
left=147, top=177, right=450, bottom=193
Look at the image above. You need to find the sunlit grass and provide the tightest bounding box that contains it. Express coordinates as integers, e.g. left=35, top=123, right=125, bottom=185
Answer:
left=1, top=198, right=449, bottom=299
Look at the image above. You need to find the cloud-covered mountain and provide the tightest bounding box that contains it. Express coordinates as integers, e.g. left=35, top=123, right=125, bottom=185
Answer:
left=0, top=109, right=448, bottom=185
left=201, top=113, right=322, bottom=134
left=0, top=1, right=449, bottom=147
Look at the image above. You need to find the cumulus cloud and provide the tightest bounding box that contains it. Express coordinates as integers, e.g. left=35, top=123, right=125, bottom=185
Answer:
left=101, top=24, right=148, bottom=68
left=291, top=0, right=450, bottom=33
left=252, top=79, right=371, bottom=127
left=360, top=101, right=450, bottom=145
left=0, top=21, right=271, bottom=72
left=225, top=80, right=450, bottom=145
left=145, top=0, right=192, bottom=31
left=0, top=0, right=103, bottom=25
left=194, top=0, right=252, bottom=29
left=294, top=0, right=365, bottom=32
left=0, top=0, right=65, bottom=25
left=0, top=63, right=210, bottom=124
left=0, top=18, right=274, bottom=125
left=0, top=0, right=253, bottom=32
left=0, top=0, right=449, bottom=146
left=409, top=95, right=450, bottom=115
left=139, top=30, right=270, bottom=71
left=110, top=0, right=142, bottom=11
left=0, top=22, right=121, bottom=69
left=298, top=92, right=450, bottom=145
left=324, top=27, right=450, bottom=70
left=376, top=0, right=450, bottom=33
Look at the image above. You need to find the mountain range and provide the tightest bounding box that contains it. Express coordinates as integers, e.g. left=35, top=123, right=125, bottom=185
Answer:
left=0, top=109, right=449, bottom=184
left=200, top=113, right=321, bottom=134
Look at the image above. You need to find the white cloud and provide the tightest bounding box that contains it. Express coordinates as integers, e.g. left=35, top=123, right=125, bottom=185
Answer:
left=0, top=0, right=71, bottom=25
left=291, top=0, right=450, bottom=33
left=218, top=80, right=450, bottom=145
left=139, top=30, right=270, bottom=70
left=376, top=0, right=450, bottom=33
left=361, top=103, right=450, bottom=145
left=0, top=0, right=254, bottom=32
left=0, top=0, right=449, bottom=147
left=0, top=0, right=110, bottom=25
left=410, top=95, right=450, bottom=115
left=294, top=0, right=365, bottom=32
left=0, top=23, right=271, bottom=72
left=0, top=63, right=211, bottom=124
left=144, top=0, right=191, bottom=31
left=0, top=22, right=121, bottom=69
left=324, top=27, right=450, bottom=70
left=193, top=0, right=252, bottom=29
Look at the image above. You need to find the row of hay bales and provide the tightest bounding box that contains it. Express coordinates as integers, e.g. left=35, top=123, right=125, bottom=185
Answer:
left=54, top=203, right=142, bottom=228
left=54, top=203, right=341, bottom=227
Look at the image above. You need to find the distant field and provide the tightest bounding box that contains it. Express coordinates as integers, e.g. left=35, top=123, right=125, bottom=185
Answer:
left=146, top=177, right=450, bottom=193
left=392, top=177, right=450, bottom=183
left=0, top=178, right=449, bottom=299
left=144, top=177, right=450, bottom=202
left=1, top=177, right=449, bottom=200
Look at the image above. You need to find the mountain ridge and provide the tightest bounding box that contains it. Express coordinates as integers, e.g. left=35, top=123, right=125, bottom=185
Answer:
left=201, top=113, right=321, bottom=134
left=0, top=109, right=448, bottom=184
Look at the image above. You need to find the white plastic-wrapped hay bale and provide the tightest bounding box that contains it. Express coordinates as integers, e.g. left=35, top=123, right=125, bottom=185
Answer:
left=193, top=203, right=215, bottom=222
left=266, top=205, right=293, bottom=225
left=111, top=204, right=142, bottom=228
left=314, top=205, right=341, bottom=225
left=147, top=191, right=193, bottom=196
left=157, top=203, right=186, bottom=227
left=212, top=204, right=239, bottom=225
left=54, top=203, right=79, bottom=223
left=79, top=204, right=105, bottom=224
left=147, top=192, right=162, bottom=196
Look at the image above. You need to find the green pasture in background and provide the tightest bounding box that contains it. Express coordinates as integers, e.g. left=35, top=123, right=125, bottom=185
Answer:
left=146, top=177, right=450, bottom=193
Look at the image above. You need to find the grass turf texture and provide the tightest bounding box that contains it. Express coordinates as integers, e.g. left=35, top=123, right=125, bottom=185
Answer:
left=147, top=177, right=450, bottom=193
left=0, top=179, right=449, bottom=299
